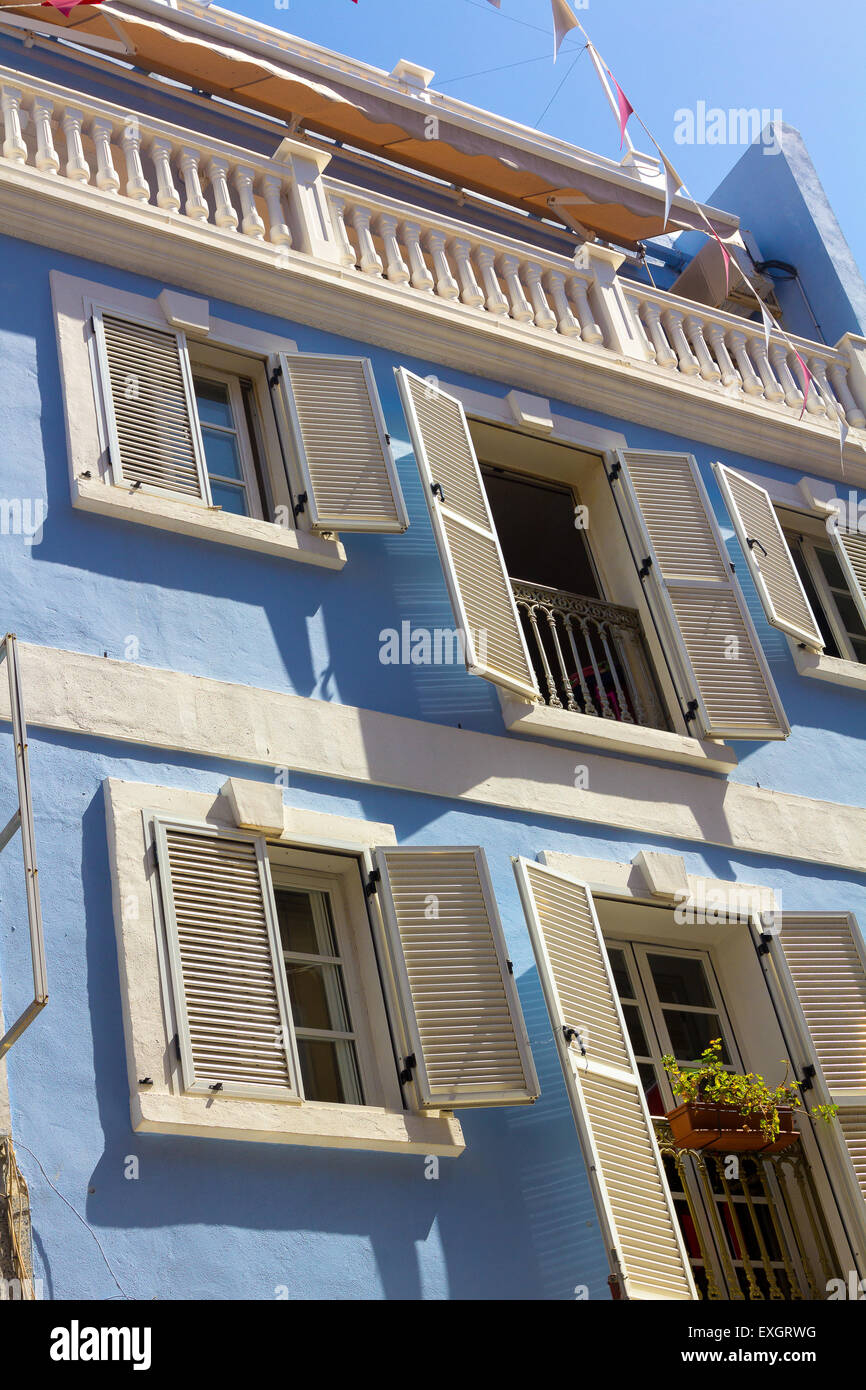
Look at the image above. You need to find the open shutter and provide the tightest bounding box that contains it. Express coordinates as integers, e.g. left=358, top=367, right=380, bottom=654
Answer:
left=271, top=353, right=408, bottom=533
left=395, top=368, right=538, bottom=701
left=154, top=820, right=301, bottom=1101
left=514, top=858, right=697, bottom=1300
left=92, top=309, right=209, bottom=500
left=827, top=515, right=866, bottom=630
left=714, top=463, right=824, bottom=650
left=763, top=913, right=866, bottom=1228
left=373, top=846, right=539, bottom=1109
left=611, top=449, right=788, bottom=740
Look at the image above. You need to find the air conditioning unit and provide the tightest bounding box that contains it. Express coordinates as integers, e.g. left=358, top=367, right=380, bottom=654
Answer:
left=670, top=239, right=781, bottom=323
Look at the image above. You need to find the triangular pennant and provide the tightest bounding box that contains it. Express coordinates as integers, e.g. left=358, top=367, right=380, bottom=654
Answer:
left=759, top=301, right=777, bottom=355
left=551, top=0, right=579, bottom=61
left=42, top=0, right=104, bottom=9
left=660, top=152, right=683, bottom=229
left=793, top=349, right=812, bottom=420
left=606, top=68, right=634, bottom=148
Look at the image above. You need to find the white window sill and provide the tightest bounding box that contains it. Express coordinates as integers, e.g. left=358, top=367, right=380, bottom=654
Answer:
left=498, top=692, right=737, bottom=773
left=133, top=1089, right=465, bottom=1156
left=790, top=644, right=866, bottom=691
left=72, top=477, right=346, bottom=569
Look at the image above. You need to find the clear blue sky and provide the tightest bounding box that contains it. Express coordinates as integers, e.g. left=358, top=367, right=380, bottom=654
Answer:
left=227, top=0, right=865, bottom=271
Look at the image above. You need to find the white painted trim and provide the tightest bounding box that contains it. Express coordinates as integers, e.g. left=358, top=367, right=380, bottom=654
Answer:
left=448, top=382, right=627, bottom=454
left=11, top=643, right=866, bottom=874
left=538, top=850, right=777, bottom=917
left=105, top=777, right=464, bottom=1154
left=789, top=642, right=866, bottom=692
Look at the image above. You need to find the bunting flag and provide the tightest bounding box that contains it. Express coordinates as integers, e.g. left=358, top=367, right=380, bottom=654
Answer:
left=758, top=300, right=777, bottom=355
left=660, top=151, right=684, bottom=230
left=792, top=349, right=812, bottom=419
left=606, top=68, right=634, bottom=149
left=551, top=0, right=579, bottom=61
left=42, top=0, right=104, bottom=9
left=708, top=226, right=732, bottom=297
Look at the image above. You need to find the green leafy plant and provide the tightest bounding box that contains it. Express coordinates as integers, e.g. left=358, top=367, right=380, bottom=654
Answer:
left=661, top=1039, right=838, bottom=1144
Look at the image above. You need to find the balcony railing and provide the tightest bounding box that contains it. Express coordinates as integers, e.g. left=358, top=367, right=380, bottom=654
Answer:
left=510, top=579, right=667, bottom=730
left=654, top=1119, right=840, bottom=1301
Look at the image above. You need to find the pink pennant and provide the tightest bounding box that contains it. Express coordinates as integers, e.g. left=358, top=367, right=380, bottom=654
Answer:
left=42, top=0, right=103, bottom=10
left=793, top=350, right=812, bottom=419
left=606, top=69, right=634, bottom=148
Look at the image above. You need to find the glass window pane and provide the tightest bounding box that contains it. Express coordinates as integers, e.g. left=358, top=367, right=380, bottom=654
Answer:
left=834, top=591, right=866, bottom=640
left=815, top=545, right=848, bottom=592
left=285, top=961, right=352, bottom=1033
left=209, top=481, right=248, bottom=516
left=607, top=947, right=633, bottom=998
left=275, top=890, right=337, bottom=957
left=648, top=953, right=714, bottom=1007
left=297, top=1038, right=362, bottom=1105
left=639, top=1063, right=665, bottom=1117
left=663, top=1009, right=729, bottom=1064
left=201, top=427, right=244, bottom=481
left=194, top=378, right=233, bottom=429
left=786, top=536, right=840, bottom=657
left=622, top=1003, right=649, bottom=1058
left=852, top=636, right=866, bottom=665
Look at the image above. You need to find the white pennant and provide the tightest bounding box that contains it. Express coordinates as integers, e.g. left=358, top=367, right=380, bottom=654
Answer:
left=660, top=151, right=683, bottom=230
left=759, top=300, right=777, bottom=355
left=551, top=0, right=580, bottom=61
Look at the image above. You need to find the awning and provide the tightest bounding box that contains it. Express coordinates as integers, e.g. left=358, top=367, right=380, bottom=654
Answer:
left=11, top=2, right=735, bottom=246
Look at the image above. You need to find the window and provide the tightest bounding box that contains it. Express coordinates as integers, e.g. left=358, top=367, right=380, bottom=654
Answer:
left=192, top=370, right=264, bottom=520
left=787, top=530, right=866, bottom=664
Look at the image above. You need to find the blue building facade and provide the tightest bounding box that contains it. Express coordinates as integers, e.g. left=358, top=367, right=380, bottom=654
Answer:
left=0, top=0, right=864, bottom=1302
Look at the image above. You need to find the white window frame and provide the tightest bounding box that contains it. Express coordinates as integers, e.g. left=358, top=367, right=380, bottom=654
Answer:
left=51, top=270, right=345, bottom=570
left=105, top=777, right=464, bottom=1154
left=786, top=529, right=865, bottom=664
left=189, top=363, right=265, bottom=522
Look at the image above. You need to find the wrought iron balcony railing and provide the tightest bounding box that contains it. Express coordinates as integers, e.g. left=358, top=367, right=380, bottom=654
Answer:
left=510, top=579, right=668, bottom=731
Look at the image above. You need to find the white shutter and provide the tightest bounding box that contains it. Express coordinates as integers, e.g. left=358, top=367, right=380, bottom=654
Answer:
left=373, top=846, right=539, bottom=1109
left=714, top=463, right=825, bottom=650
left=612, top=449, right=788, bottom=740
left=514, top=858, right=697, bottom=1300
left=769, top=913, right=866, bottom=1210
left=271, top=353, right=408, bottom=532
left=395, top=367, right=538, bottom=701
left=154, top=820, right=301, bottom=1101
left=92, top=309, right=209, bottom=500
left=827, top=516, right=866, bottom=630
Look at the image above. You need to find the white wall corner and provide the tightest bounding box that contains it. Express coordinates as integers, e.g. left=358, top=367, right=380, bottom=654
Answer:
left=798, top=476, right=841, bottom=513
left=221, top=778, right=284, bottom=834
left=157, top=289, right=210, bottom=335
left=506, top=390, right=554, bottom=434
left=633, top=849, right=691, bottom=902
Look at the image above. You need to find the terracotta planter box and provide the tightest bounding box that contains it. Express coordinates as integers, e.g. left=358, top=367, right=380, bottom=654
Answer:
left=666, top=1101, right=798, bottom=1154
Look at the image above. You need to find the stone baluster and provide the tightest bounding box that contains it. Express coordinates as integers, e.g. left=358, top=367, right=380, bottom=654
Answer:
left=640, top=302, right=677, bottom=368
left=448, top=238, right=484, bottom=306
left=178, top=147, right=209, bottom=222
left=568, top=276, right=603, bottom=344
left=543, top=269, right=581, bottom=337
left=662, top=307, right=700, bottom=375
left=327, top=196, right=358, bottom=267
left=150, top=137, right=181, bottom=212
left=261, top=173, right=292, bottom=247
left=376, top=213, right=410, bottom=284
left=521, top=264, right=557, bottom=330
left=472, top=247, right=509, bottom=315
left=207, top=156, right=238, bottom=230
left=90, top=117, right=120, bottom=194
left=727, top=330, right=764, bottom=396
left=749, top=335, right=785, bottom=402
left=424, top=229, right=459, bottom=299
left=346, top=204, right=382, bottom=274
left=705, top=322, right=740, bottom=387
left=683, top=315, right=721, bottom=382
left=119, top=120, right=149, bottom=202
left=61, top=108, right=90, bottom=183
left=400, top=220, right=435, bottom=291
left=31, top=97, right=59, bottom=175
left=233, top=166, right=266, bottom=239
left=1, top=86, right=27, bottom=164
left=769, top=342, right=804, bottom=409
left=828, top=361, right=866, bottom=428
left=496, top=254, right=533, bottom=322
left=628, top=297, right=657, bottom=360
left=807, top=355, right=837, bottom=418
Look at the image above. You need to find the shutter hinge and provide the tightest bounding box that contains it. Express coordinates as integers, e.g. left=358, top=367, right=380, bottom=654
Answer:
left=89, top=314, right=97, bottom=334
left=431, top=481, right=445, bottom=503
left=209, top=1082, right=223, bottom=1093
left=365, top=867, right=381, bottom=897
left=292, top=491, right=308, bottom=519
left=757, top=932, right=774, bottom=957
left=398, top=1053, right=416, bottom=1086
left=506, top=958, right=514, bottom=975
left=268, top=362, right=283, bottom=389
left=607, top=460, right=621, bottom=483
left=173, top=1033, right=181, bottom=1062
left=799, top=1064, right=816, bottom=1094
left=138, top=1077, right=153, bottom=1087
left=684, top=699, right=699, bottom=724
left=385, top=432, right=391, bottom=445
left=638, top=556, right=652, bottom=580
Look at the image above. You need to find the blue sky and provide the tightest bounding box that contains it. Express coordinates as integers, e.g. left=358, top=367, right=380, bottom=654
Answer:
left=227, top=0, right=865, bottom=272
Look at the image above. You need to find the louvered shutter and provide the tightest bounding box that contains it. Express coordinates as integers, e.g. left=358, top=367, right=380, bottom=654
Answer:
left=373, top=846, right=539, bottom=1108
left=714, top=464, right=824, bottom=650
left=271, top=353, right=408, bottom=533
left=154, top=820, right=301, bottom=1101
left=395, top=367, right=539, bottom=701
left=92, top=309, right=209, bottom=500
left=827, top=515, right=866, bottom=630
left=767, top=913, right=866, bottom=1214
left=514, top=858, right=697, bottom=1300
left=612, top=450, right=788, bottom=740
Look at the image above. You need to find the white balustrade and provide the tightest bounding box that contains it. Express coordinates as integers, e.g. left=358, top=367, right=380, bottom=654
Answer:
left=1, top=86, right=27, bottom=164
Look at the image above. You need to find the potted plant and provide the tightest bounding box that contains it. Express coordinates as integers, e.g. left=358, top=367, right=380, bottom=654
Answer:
left=661, top=1040, right=837, bottom=1153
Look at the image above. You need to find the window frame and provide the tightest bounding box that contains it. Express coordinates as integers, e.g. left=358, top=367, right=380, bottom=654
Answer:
left=190, top=363, right=265, bottom=522
left=792, top=532, right=865, bottom=665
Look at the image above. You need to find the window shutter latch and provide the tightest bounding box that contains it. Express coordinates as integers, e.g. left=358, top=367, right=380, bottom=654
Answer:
left=364, top=867, right=381, bottom=897
left=563, top=1025, right=587, bottom=1056
left=399, top=1053, right=416, bottom=1085
left=746, top=536, right=768, bottom=558
left=431, top=482, right=445, bottom=504
left=292, top=491, right=308, bottom=519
